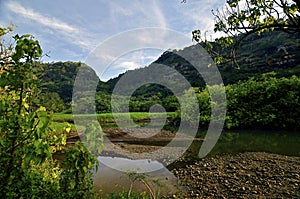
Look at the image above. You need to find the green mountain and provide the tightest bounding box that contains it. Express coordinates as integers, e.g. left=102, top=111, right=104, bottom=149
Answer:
left=103, top=31, right=300, bottom=101
left=38, top=31, right=300, bottom=112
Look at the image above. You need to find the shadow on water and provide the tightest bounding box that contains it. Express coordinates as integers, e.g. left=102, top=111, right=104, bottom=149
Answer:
left=188, top=130, right=300, bottom=158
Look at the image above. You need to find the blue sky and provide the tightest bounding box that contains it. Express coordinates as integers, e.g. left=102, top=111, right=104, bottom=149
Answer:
left=0, top=0, right=225, bottom=81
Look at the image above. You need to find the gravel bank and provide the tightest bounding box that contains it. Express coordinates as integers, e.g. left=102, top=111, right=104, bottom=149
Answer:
left=172, top=152, right=300, bottom=198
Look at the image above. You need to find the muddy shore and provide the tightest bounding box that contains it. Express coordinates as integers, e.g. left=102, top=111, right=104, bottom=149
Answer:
left=171, top=152, right=300, bottom=198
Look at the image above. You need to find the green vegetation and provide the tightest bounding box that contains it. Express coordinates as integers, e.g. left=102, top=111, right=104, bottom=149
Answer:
left=53, top=112, right=176, bottom=123
left=102, top=171, right=164, bottom=199
left=54, top=72, right=300, bottom=131
left=194, top=73, right=300, bottom=130
left=0, top=27, right=100, bottom=198
left=225, top=73, right=300, bottom=130
left=49, top=121, right=78, bottom=135
left=53, top=112, right=177, bottom=130
left=105, top=190, right=153, bottom=199
left=35, top=30, right=299, bottom=115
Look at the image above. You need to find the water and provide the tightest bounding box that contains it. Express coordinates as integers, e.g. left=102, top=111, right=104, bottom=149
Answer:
left=187, top=130, right=300, bottom=158
left=93, top=156, right=178, bottom=196
left=102, top=129, right=300, bottom=161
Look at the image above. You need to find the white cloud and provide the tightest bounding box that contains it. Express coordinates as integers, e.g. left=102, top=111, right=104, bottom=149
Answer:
left=5, top=1, right=95, bottom=50
left=111, top=50, right=162, bottom=70
left=172, top=0, right=226, bottom=41
left=108, top=0, right=167, bottom=30
left=113, top=61, right=140, bottom=70
left=151, top=0, right=167, bottom=29
left=2, top=0, right=227, bottom=80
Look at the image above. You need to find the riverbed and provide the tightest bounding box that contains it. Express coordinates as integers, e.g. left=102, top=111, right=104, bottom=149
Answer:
left=67, top=127, right=300, bottom=198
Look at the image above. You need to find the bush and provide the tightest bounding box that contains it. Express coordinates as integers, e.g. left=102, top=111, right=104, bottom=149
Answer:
left=225, top=73, right=300, bottom=130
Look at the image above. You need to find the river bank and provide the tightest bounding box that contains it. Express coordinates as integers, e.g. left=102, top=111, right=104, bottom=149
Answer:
left=64, top=128, right=300, bottom=198
left=171, top=152, right=300, bottom=198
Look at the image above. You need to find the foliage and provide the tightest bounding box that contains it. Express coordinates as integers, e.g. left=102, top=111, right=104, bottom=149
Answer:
left=49, top=121, right=78, bottom=135
left=225, top=73, right=300, bottom=130
left=53, top=112, right=177, bottom=127
left=193, top=0, right=300, bottom=66
left=38, top=62, right=85, bottom=106
left=126, top=172, right=163, bottom=199
left=196, top=87, right=211, bottom=126
left=0, top=27, right=102, bottom=198
left=104, top=172, right=163, bottom=199
left=0, top=28, right=65, bottom=197
left=177, top=88, right=199, bottom=127
left=56, top=72, right=300, bottom=131
left=30, top=31, right=299, bottom=114
left=36, top=92, right=66, bottom=112
left=194, top=73, right=300, bottom=130
left=59, top=142, right=98, bottom=199
left=214, top=0, right=299, bottom=35
left=96, top=92, right=112, bottom=113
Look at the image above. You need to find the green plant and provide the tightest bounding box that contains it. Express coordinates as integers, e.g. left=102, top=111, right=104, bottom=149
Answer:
left=106, top=189, right=151, bottom=199
left=193, top=0, right=300, bottom=66
left=126, top=171, right=163, bottom=199
left=0, top=26, right=65, bottom=198
left=225, top=73, right=300, bottom=130
left=0, top=26, right=103, bottom=198
left=59, top=142, right=98, bottom=199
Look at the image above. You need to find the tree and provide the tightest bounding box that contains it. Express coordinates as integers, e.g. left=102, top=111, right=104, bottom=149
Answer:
left=193, top=0, right=300, bottom=66
left=37, top=92, right=66, bottom=112
left=0, top=26, right=62, bottom=197
left=225, top=72, right=300, bottom=130
left=0, top=26, right=100, bottom=198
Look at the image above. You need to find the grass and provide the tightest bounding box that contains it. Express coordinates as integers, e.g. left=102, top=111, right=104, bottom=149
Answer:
left=53, top=112, right=177, bottom=123
left=51, top=112, right=177, bottom=134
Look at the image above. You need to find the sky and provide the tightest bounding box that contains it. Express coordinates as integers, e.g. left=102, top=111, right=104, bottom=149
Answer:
left=0, top=0, right=226, bottom=81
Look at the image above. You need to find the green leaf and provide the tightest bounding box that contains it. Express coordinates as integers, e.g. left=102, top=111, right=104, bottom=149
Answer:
left=70, top=181, right=76, bottom=189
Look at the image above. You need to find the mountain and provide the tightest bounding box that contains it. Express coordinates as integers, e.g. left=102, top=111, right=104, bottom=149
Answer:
left=38, top=31, right=300, bottom=112
left=106, top=30, right=300, bottom=96
left=38, top=61, right=107, bottom=109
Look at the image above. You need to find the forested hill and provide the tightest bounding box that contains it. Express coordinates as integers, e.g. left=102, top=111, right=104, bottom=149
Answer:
left=107, top=31, right=300, bottom=94
left=37, top=62, right=107, bottom=111
left=39, top=31, right=300, bottom=110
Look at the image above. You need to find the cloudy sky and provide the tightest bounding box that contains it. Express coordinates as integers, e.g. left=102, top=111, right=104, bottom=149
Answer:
left=0, top=0, right=225, bottom=81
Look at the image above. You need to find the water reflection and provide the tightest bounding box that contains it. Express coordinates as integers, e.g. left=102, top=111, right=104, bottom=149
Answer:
left=98, top=156, right=164, bottom=173
left=93, top=156, right=178, bottom=196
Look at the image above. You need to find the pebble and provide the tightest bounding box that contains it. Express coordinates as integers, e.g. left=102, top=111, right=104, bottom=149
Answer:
left=171, top=152, right=300, bottom=198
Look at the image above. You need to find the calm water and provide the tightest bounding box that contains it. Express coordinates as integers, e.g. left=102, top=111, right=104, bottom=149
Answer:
left=93, top=156, right=178, bottom=196
left=186, top=130, right=300, bottom=159
left=108, top=130, right=300, bottom=158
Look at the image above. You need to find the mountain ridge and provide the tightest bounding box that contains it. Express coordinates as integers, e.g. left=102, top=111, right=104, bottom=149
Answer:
left=38, top=30, right=300, bottom=111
